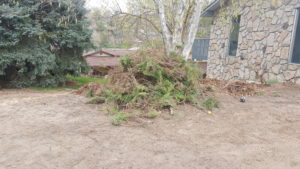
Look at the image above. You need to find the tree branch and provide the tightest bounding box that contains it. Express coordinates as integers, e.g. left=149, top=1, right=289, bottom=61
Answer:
left=114, top=12, right=162, bottom=35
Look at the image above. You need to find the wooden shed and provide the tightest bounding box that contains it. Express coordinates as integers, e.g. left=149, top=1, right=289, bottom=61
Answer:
left=83, top=48, right=136, bottom=75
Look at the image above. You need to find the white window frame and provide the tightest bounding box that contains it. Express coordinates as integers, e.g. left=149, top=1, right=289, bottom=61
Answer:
left=289, top=7, right=300, bottom=64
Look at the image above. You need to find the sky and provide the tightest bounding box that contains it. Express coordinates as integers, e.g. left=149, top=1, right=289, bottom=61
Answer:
left=85, top=0, right=128, bottom=10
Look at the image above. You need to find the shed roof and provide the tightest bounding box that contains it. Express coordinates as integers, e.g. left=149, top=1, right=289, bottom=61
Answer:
left=83, top=48, right=135, bottom=57
left=201, top=0, right=227, bottom=17
left=102, top=48, right=135, bottom=57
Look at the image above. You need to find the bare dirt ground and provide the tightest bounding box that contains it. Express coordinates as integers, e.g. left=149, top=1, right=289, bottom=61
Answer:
left=0, top=85, right=300, bottom=169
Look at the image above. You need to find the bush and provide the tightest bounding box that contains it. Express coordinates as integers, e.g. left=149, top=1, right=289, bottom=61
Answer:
left=0, top=0, right=92, bottom=88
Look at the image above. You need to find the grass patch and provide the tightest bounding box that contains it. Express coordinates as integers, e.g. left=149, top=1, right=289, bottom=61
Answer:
left=31, top=75, right=107, bottom=91
left=145, top=110, right=161, bottom=118
left=266, top=79, right=279, bottom=85
left=202, top=98, right=219, bottom=111
left=31, top=86, right=67, bottom=91
left=66, top=75, right=107, bottom=85
left=112, top=112, right=129, bottom=126
left=256, top=91, right=265, bottom=96
left=86, top=96, right=105, bottom=104
left=206, top=86, right=214, bottom=92
left=86, top=89, right=94, bottom=97
left=271, top=92, right=281, bottom=97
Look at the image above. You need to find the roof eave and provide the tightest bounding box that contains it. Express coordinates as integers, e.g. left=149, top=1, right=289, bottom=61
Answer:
left=201, top=0, right=226, bottom=17
left=201, top=10, right=215, bottom=17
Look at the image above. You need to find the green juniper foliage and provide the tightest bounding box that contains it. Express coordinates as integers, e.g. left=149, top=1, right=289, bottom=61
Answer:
left=0, top=0, right=92, bottom=87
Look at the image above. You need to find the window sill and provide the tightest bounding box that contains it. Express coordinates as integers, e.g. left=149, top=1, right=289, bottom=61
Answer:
left=289, top=62, right=300, bottom=65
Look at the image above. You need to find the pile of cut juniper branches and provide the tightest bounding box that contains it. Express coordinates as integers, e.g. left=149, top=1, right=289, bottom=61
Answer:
left=81, top=50, right=204, bottom=125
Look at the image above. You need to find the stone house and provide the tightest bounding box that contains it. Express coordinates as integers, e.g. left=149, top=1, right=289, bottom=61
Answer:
left=202, top=0, right=300, bottom=83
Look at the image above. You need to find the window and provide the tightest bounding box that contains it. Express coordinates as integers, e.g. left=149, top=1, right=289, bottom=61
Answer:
left=291, top=9, right=300, bottom=64
left=228, top=15, right=241, bottom=56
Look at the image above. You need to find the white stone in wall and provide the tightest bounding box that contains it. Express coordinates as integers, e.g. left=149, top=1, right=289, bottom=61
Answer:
left=295, top=70, right=300, bottom=78
left=277, top=31, right=289, bottom=42
left=283, top=71, right=296, bottom=80
left=288, top=64, right=299, bottom=71
left=272, top=65, right=282, bottom=74
left=269, top=73, right=277, bottom=80
left=272, top=16, right=279, bottom=25
left=280, top=47, right=290, bottom=59
left=282, top=34, right=292, bottom=46
left=289, top=16, right=295, bottom=25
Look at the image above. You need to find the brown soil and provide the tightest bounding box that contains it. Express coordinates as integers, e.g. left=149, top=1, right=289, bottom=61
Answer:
left=200, top=78, right=269, bottom=96
left=0, top=85, right=300, bottom=169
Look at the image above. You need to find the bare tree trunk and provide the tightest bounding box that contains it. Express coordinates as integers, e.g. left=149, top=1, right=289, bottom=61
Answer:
left=154, top=0, right=173, bottom=54
left=172, top=0, right=187, bottom=52
left=182, top=0, right=202, bottom=60
left=154, top=0, right=202, bottom=59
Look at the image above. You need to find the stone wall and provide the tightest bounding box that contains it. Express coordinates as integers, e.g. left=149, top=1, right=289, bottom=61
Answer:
left=207, top=0, right=300, bottom=83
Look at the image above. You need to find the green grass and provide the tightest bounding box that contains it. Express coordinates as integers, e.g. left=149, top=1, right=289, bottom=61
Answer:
left=31, top=86, right=68, bottom=91
left=31, top=75, right=107, bottom=91
left=256, top=91, right=265, bottom=96
left=112, top=112, right=129, bottom=126
left=202, top=97, right=219, bottom=111
left=145, top=110, right=161, bottom=118
left=66, top=75, right=107, bottom=85
left=266, top=79, right=280, bottom=85
left=86, top=96, right=105, bottom=104
left=271, top=92, right=281, bottom=97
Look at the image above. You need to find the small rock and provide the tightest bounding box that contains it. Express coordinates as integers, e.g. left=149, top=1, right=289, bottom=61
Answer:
left=240, top=97, right=246, bottom=103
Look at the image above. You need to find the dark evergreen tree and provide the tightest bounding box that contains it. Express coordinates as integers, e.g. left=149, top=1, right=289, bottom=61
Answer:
left=0, top=0, right=92, bottom=87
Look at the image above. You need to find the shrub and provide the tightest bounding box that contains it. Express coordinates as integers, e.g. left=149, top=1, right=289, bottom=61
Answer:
left=120, top=55, right=134, bottom=71
left=0, top=0, right=92, bottom=88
